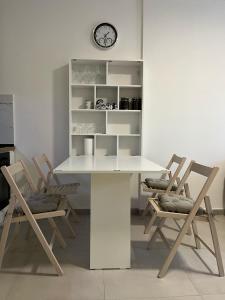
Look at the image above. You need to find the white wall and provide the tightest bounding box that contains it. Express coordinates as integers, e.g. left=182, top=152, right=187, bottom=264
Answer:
left=143, top=0, right=225, bottom=208
left=0, top=0, right=142, bottom=208
left=1, top=0, right=225, bottom=209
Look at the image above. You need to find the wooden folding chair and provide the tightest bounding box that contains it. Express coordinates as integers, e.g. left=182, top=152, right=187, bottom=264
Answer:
left=32, top=154, right=79, bottom=226
left=0, top=160, right=67, bottom=275
left=142, top=154, right=186, bottom=220
left=145, top=160, right=224, bottom=278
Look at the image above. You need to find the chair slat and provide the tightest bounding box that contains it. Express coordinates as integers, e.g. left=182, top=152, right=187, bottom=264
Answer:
left=11, top=210, right=66, bottom=223
left=191, top=162, right=217, bottom=177
left=5, top=161, right=23, bottom=176
left=172, top=154, right=186, bottom=164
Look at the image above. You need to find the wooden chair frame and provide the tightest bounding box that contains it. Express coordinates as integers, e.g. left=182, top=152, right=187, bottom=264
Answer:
left=145, top=160, right=224, bottom=278
left=142, top=154, right=186, bottom=219
left=33, top=154, right=79, bottom=226
left=0, top=160, right=67, bottom=275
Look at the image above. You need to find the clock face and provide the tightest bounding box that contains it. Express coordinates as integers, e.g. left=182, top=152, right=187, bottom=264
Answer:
left=93, top=23, right=118, bottom=49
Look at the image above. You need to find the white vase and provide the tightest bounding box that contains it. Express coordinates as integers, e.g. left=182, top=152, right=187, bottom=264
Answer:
left=84, top=138, right=93, bottom=155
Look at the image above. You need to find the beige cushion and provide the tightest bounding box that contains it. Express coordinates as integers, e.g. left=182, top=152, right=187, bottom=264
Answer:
left=46, top=183, right=80, bottom=195
left=158, top=194, right=205, bottom=215
left=15, top=193, right=64, bottom=214
left=145, top=178, right=177, bottom=191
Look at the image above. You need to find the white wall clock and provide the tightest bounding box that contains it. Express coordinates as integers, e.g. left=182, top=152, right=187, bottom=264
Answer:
left=93, top=23, right=118, bottom=49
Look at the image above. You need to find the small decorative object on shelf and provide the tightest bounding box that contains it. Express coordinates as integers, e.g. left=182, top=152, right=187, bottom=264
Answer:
left=138, top=98, right=142, bottom=110
left=131, top=98, right=142, bottom=110
left=95, top=98, right=117, bottom=110
left=120, top=97, right=142, bottom=110
left=84, top=138, right=93, bottom=155
left=120, top=98, right=130, bottom=110
left=73, top=123, right=96, bottom=134
left=72, top=62, right=106, bottom=84
left=85, top=100, right=92, bottom=109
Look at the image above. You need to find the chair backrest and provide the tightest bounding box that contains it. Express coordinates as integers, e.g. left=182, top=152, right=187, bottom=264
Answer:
left=32, top=154, right=60, bottom=191
left=162, top=154, right=186, bottom=192
left=176, top=160, right=219, bottom=214
left=1, top=160, right=38, bottom=210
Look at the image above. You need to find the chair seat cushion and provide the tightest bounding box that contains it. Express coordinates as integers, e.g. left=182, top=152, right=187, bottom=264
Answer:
left=46, top=183, right=80, bottom=195
left=15, top=193, right=65, bottom=214
left=145, top=178, right=177, bottom=191
left=158, top=194, right=205, bottom=215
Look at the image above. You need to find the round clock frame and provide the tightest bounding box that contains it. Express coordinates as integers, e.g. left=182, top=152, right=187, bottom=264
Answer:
left=93, top=23, right=118, bottom=49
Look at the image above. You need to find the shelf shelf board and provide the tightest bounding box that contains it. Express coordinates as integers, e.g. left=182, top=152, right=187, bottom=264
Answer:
left=118, top=85, right=142, bottom=88
left=70, top=133, right=95, bottom=136
left=71, top=83, right=96, bottom=87
left=118, top=134, right=141, bottom=136
left=70, top=133, right=140, bottom=136
left=109, top=110, right=141, bottom=113
left=71, top=109, right=141, bottom=112
left=95, top=133, right=117, bottom=137
left=71, top=109, right=107, bottom=112
left=71, top=58, right=143, bottom=63
left=71, top=83, right=142, bottom=88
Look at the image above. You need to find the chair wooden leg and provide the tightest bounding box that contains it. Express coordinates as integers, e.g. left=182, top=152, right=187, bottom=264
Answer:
left=186, top=226, right=192, bottom=236
left=147, top=218, right=166, bottom=249
left=19, top=202, right=64, bottom=275
left=63, top=216, right=76, bottom=238
left=205, top=196, right=224, bottom=277
left=67, top=201, right=80, bottom=223
left=174, top=219, right=192, bottom=236
left=158, top=228, right=171, bottom=249
left=30, top=220, right=63, bottom=275
left=144, top=211, right=157, bottom=234
left=158, top=216, right=193, bottom=278
left=0, top=198, right=16, bottom=269
left=142, top=193, right=157, bottom=217
left=183, top=183, right=192, bottom=236
left=48, top=218, right=67, bottom=249
left=142, top=201, right=150, bottom=217
left=49, top=230, right=56, bottom=250
left=192, top=220, right=201, bottom=249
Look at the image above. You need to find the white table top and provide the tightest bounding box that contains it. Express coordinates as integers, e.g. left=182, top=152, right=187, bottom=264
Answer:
left=54, top=156, right=167, bottom=174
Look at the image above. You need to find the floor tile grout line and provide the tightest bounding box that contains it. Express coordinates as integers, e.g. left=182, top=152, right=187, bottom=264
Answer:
left=186, top=265, right=225, bottom=297
left=105, top=293, right=202, bottom=300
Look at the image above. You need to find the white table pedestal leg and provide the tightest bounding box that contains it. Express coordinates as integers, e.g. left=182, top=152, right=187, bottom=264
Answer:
left=90, top=173, right=131, bottom=269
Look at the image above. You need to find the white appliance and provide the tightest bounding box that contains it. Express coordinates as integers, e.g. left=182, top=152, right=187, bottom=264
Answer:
left=0, top=95, right=14, bottom=145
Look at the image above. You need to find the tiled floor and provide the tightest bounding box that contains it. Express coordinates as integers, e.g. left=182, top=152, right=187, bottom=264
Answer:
left=1, top=214, right=225, bottom=300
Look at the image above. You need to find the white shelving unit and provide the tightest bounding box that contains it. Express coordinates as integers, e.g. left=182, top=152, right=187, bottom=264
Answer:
left=69, top=59, right=143, bottom=156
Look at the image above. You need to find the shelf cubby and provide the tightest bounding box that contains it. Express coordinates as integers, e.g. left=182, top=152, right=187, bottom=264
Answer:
left=107, top=111, right=141, bottom=135
left=119, top=87, right=142, bottom=100
left=71, top=86, right=94, bottom=109
left=96, top=86, right=118, bottom=108
left=95, top=135, right=117, bottom=156
left=71, top=111, right=106, bottom=135
left=107, top=61, right=142, bottom=86
left=71, top=59, right=106, bottom=85
left=118, top=136, right=141, bottom=156
left=71, top=135, right=94, bottom=156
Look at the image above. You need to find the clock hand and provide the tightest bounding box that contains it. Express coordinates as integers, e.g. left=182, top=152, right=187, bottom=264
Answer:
left=104, top=32, right=109, bottom=37
left=103, top=32, right=110, bottom=46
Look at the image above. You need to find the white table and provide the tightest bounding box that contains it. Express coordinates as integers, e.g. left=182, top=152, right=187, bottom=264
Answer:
left=54, top=156, right=166, bottom=269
